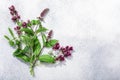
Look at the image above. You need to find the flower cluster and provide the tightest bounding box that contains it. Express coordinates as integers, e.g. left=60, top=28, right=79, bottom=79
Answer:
left=53, top=43, right=73, bottom=61
left=9, top=5, right=20, bottom=22
left=5, top=5, right=74, bottom=76
left=14, top=26, right=21, bottom=35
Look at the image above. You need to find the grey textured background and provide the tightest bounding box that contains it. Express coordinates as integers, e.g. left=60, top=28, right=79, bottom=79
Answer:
left=0, top=0, right=120, bottom=80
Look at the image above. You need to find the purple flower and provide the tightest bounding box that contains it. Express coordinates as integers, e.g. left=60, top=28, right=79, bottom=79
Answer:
left=64, top=51, right=71, bottom=57
left=14, top=26, right=20, bottom=31
left=40, top=8, right=49, bottom=18
left=22, top=22, right=27, bottom=28
left=9, top=5, right=15, bottom=11
left=56, top=55, right=65, bottom=61
left=53, top=43, right=60, bottom=50
left=17, top=31, right=21, bottom=35
left=60, top=46, right=73, bottom=57
left=11, top=16, right=17, bottom=22
left=9, top=5, right=21, bottom=22
left=48, top=30, right=53, bottom=38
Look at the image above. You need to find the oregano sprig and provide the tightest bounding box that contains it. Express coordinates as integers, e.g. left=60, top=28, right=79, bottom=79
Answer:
left=4, top=5, right=74, bottom=76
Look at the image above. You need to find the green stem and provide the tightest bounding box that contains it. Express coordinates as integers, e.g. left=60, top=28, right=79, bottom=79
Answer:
left=30, top=46, right=44, bottom=76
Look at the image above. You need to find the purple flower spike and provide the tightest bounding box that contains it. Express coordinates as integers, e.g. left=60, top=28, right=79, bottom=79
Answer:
left=48, top=30, right=53, bottom=38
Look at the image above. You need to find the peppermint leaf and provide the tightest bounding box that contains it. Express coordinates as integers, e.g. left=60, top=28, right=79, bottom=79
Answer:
left=31, top=20, right=40, bottom=25
left=20, top=28, right=34, bottom=35
left=13, top=48, right=30, bottom=62
left=42, top=33, right=47, bottom=46
left=8, top=28, right=14, bottom=38
left=33, top=37, right=41, bottom=55
left=9, top=40, right=15, bottom=46
left=39, top=54, right=55, bottom=63
left=45, top=39, right=58, bottom=47
left=36, top=27, right=47, bottom=33
left=4, top=35, right=10, bottom=40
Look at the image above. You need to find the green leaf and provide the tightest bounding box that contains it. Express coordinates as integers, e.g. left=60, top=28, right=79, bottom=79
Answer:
left=45, top=39, right=58, bottom=48
left=39, top=54, right=55, bottom=63
left=13, top=48, right=22, bottom=56
left=22, top=46, right=30, bottom=53
left=9, top=40, right=15, bottom=46
left=8, top=28, right=14, bottom=38
left=21, top=35, right=31, bottom=46
left=4, top=35, right=10, bottom=40
left=33, top=37, right=41, bottom=55
left=20, top=28, right=34, bottom=35
left=31, top=20, right=40, bottom=25
left=18, top=55, right=30, bottom=62
left=13, top=48, right=30, bottom=62
left=36, top=27, right=48, bottom=33
left=42, top=34, right=47, bottom=46
left=17, top=21, right=22, bottom=26
left=15, top=40, right=20, bottom=45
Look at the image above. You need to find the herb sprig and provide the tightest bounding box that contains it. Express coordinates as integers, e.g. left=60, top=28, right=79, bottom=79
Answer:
left=4, top=5, right=74, bottom=76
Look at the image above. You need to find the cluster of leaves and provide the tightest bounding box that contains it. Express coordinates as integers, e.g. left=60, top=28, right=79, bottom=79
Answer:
left=4, top=5, right=73, bottom=76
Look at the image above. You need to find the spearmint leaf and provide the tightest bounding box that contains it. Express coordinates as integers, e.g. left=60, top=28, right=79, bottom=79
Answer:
left=17, top=21, right=22, bottom=26
left=4, top=35, right=10, bottom=40
left=22, top=46, right=30, bottom=53
left=33, top=37, right=41, bottom=55
left=9, top=40, right=15, bottom=46
left=13, top=48, right=22, bottom=56
left=36, top=27, right=47, bottom=33
left=39, top=54, right=55, bottom=63
left=45, top=39, right=58, bottom=47
left=31, top=20, right=40, bottom=25
left=42, top=34, right=47, bottom=46
left=8, top=28, right=14, bottom=38
left=20, top=28, right=34, bottom=35
left=18, top=55, right=30, bottom=62
left=21, top=35, right=31, bottom=46
left=15, top=40, right=20, bottom=45
left=13, top=48, right=30, bottom=62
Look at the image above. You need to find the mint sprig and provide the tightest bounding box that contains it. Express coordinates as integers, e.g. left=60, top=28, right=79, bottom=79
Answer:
left=4, top=5, right=74, bottom=76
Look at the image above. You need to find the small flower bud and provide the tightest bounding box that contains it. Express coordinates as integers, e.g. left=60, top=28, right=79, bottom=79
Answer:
left=22, top=22, right=27, bottom=28
left=9, top=5, right=15, bottom=11
left=48, top=30, right=53, bottom=38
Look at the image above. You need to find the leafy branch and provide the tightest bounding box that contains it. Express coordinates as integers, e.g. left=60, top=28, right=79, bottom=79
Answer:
left=4, top=5, right=74, bottom=76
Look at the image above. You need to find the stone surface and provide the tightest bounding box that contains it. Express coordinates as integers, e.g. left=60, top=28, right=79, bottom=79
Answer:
left=0, top=0, right=120, bottom=80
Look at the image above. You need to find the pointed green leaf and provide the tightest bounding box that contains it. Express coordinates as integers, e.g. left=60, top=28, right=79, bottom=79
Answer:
left=8, top=28, right=14, bottom=38
left=9, top=40, right=15, bottom=46
left=39, top=54, right=55, bottom=63
left=33, top=37, right=41, bottom=55
left=45, top=39, right=58, bottom=48
left=20, top=28, right=34, bottom=35
left=13, top=48, right=30, bottom=62
left=42, top=33, right=47, bottom=46
left=17, top=21, right=22, bottom=26
left=36, top=27, right=48, bottom=33
left=31, top=20, right=40, bottom=25
left=4, top=35, right=10, bottom=40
